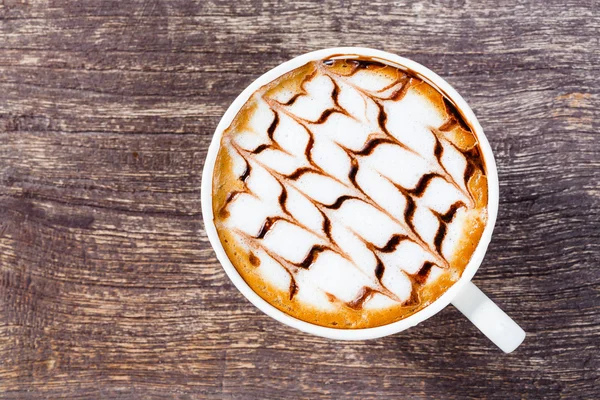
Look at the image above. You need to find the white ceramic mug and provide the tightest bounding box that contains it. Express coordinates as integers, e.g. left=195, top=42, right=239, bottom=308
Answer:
left=201, top=47, right=526, bottom=353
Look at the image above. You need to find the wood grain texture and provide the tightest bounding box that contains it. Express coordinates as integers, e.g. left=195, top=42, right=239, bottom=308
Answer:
left=1, top=0, right=599, bottom=398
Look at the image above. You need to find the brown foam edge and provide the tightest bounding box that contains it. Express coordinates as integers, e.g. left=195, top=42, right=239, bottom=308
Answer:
left=211, top=59, right=488, bottom=329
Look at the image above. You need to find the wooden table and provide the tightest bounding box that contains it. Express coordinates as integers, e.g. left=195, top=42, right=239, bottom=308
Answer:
left=1, top=1, right=598, bottom=398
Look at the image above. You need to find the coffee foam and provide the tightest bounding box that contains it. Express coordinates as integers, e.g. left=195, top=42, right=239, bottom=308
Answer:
left=213, top=58, right=488, bottom=328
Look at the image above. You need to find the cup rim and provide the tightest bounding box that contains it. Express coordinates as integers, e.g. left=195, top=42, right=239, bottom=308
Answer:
left=201, top=47, right=499, bottom=340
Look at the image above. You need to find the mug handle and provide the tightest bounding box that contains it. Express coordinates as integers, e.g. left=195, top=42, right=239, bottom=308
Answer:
left=451, top=281, right=526, bottom=353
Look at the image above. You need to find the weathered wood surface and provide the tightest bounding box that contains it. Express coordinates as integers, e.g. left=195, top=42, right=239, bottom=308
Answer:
left=1, top=0, right=599, bottom=398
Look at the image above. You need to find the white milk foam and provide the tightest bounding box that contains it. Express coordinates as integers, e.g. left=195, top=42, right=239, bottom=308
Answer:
left=219, top=60, right=482, bottom=313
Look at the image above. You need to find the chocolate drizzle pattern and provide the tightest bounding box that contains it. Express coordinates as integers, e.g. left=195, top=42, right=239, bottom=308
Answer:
left=215, top=58, right=487, bottom=315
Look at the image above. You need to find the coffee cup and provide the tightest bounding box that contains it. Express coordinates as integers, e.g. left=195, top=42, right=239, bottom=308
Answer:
left=202, top=47, right=526, bottom=353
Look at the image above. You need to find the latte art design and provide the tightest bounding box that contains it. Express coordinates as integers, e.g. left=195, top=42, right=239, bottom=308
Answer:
left=213, top=58, right=488, bottom=328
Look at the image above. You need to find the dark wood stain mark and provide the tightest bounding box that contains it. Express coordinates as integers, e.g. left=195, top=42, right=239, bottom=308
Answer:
left=0, top=198, right=95, bottom=229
